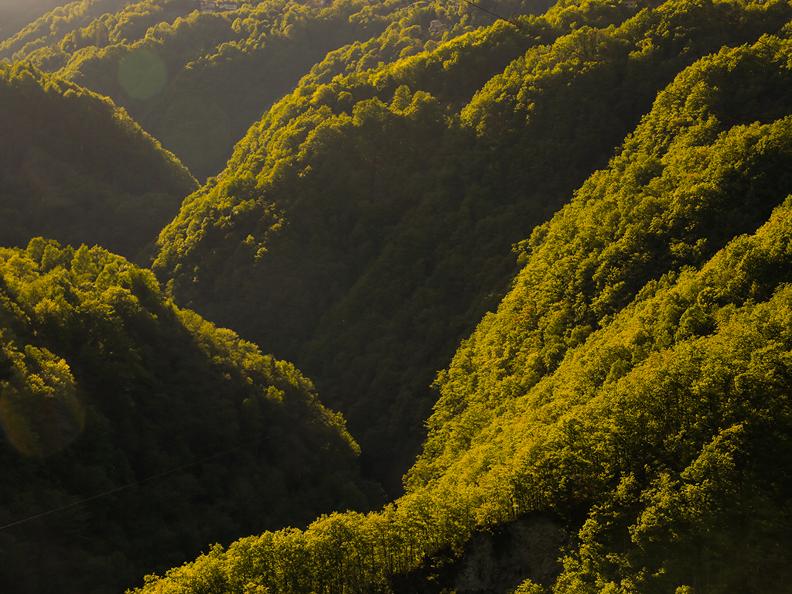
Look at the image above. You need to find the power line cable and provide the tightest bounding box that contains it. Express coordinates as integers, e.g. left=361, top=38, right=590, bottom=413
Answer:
left=410, top=0, right=521, bottom=28
left=457, top=0, right=521, bottom=28
left=0, top=444, right=245, bottom=532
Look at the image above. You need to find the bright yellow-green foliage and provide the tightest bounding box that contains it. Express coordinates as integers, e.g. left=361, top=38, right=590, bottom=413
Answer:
left=414, top=32, right=792, bottom=486
left=134, top=22, right=792, bottom=594
left=153, top=0, right=791, bottom=491
left=0, top=239, right=372, bottom=593
left=2, top=0, right=551, bottom=178
left=0, top=61, right=195, bottom=259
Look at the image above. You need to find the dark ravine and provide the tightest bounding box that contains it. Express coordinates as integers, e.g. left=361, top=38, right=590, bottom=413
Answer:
left=4, top=0, right=551, bottom=179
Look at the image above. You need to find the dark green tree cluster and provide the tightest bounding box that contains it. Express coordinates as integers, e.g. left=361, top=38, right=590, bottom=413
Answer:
left=0, top=61, right=196, bottom=260
left=134, top=27, right=792, bottom=593
left=154, top=0, right=791, bottom=491
left=0, top=239, right=375, bottom=594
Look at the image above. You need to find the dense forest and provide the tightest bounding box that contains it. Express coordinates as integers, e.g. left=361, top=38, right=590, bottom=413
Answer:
left=0, top=0, right=790, bottom=592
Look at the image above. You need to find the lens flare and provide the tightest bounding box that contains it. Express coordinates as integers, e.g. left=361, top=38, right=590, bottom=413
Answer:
left=118, top=48, right=167, bottom=101
left=0, top=347, right=85, bottom=458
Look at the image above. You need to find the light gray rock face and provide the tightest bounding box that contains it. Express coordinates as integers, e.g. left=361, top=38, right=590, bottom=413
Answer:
left=454, top=515, right=568, bottom=593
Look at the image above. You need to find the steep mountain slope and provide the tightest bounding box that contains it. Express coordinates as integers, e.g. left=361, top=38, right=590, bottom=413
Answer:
left=2, top=0, right=550, bottom=178
left=135, top=26, right=792, bottom=593
left=154, top=0, right=791, bottom=490
left=0, top=239, right=373, bottom=594
left=0, top=62, right=195, bottom=259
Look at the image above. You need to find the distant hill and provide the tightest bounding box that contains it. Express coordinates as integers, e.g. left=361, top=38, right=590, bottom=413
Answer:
left=1, top=0, right=552, bottom=179
left=0, top=62, right=195, bottom=260
left=0, top=240, right=374, bottom=593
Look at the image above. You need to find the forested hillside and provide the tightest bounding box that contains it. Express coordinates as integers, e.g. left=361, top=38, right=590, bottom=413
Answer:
left=0, top=61, right=195, bottom=259
left=0, top=240, right=373, bottom=593
left=154, top=0, right=792, bottom=491
left=2, top=0, right=791, bottom=592
left=2, top=0, right=551, bottom=178
left=135, top=23, right=792, bottom=593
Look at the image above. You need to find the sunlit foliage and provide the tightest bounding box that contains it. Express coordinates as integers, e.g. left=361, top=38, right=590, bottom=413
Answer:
left=3, top=1, right=790, bottom=592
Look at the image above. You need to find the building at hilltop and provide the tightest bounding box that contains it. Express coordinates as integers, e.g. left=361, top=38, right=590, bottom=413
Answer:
left=199, top=0, right=240, bottom=12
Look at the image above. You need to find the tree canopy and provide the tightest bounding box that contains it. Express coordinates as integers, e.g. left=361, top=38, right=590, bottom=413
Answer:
left=0, top=0, right=71, bottom=40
